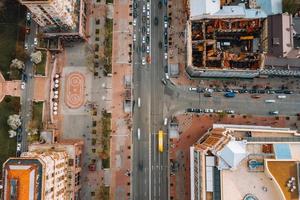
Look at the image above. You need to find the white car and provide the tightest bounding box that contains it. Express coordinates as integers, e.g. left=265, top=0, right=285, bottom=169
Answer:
left=133, top=18, right=137, bottom=26
left=24, top=43, right=28, bottom=50
left=164, top=118, right=168, bottom=126
left=26, top=12, right=31, bottom=21
left=137, top=128, right=141, bottom=140
left=142, top=36, right=146, bottom=44
left=143, top=5, right=146, bottom=13
left=133, top=34, right=136, bottom=42
left=142, top=57, right=146, bottom=65
left=138, top=97, right=141, bottom=107
left=147, top=11, right=150, bottom=19
left=21, top=82, right=26, bottom=90
left=17, top=143, right=21, bottom=151
left=189, top=87, right=197, bottom=91
left=215, top=110, right=223, bottom=113
left=277, top=95, right=286, bottom=99
left=204, top=109, right=214, bottom=113
left=147, top=2, right=150, bottom=10
left=34, top=38, right=38, bottom=46
left=226, top=110, right=235, bottom=114
left=147, top=27, right=150, bottom=35
left=165, top=73, right=169, bottom=80
left=146, top=46, right=150, bottom=53
left=164, top=52, right=168, bottom=59
left=164, top=21, right=168, bottom=28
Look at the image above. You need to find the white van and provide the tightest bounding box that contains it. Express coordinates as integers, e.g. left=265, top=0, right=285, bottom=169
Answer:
left=277, top=95, right=286, bottom=99
left=138, top=97, right=141, bottom=107
left=265, top=99, right=276, bottom=103
left=137, top=128, right=141, bottom=140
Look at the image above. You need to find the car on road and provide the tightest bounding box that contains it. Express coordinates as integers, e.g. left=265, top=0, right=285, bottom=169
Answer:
left=204, top=109, right=214, bottom=113
left=133, top=34, right=136, bottom=42
left=284, top=90, right=293, bottom=94
left=186, top=108, right=193, bottom=112
left=215, top=110, right=223, bottom=113
left=194, top=108, right=202, bottom=113
left=164, top=52, right=168, bottom=59
left=225, top=110, right=235, bottom=114
left=133, top=18, right=137, bottom=26
left=154, top=17, right=158, bottom=25
left=158, top=1, right=162, bottom=8
left=147, top=27, right=150, bottom=35
left=137, top=128, right=141, bottom=140
left=189, top=87, right=197, bottom=91
left=251, top=94, right=261, bottom=99
left=161, top=78, right=167, bottom=85
left=224, top=92, right=235, bottom=98
left=34, top=38, right=38, bottom=46
left=277, top=95, right=286, bottom=99
left=197, top=88, right=204, bottom=93
left=147, top=11, right=150, bottom=19
left=146, top=36, right=150, bottom=44
left=138, top=97, right=141, bottom=107
left=146, top=45, right=150, bottom=53
left=269, top=111, right=279, bottom=115
left=142, top=57, right=146, bottom=65
left=26, top=27, right=30, bottom=34
left=17, top=134, right=22, bottom=143
left=265, top=99, right=276, bottom=103
left=17, top=143, right=21, bottom=151
left=24, top=43, right=28, bottom=50
left=147, top=2, right=150, bottom=10
left=133, top=2, right=138, bottom=9
left=138, top=162, right=143, bottom=170
left=20, top=82, right=26, bottom=90
left=142, top=36, right=146, bottom=43
left=204, top=92, right=212, bottom=97
left=164, top=118, right=168, bottom=126
left=143, top=5, right=146, bottom=13
left=26, top=12, right=31, bottom=21
left=165, top=73, right=169, bottom=80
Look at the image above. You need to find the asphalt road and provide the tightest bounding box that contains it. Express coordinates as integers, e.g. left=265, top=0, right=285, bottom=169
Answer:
left=132, top=0, right=168, bottom=199
left=164, top=83, right=300, bottom=117
left=20, top=21, right=37, bottom=153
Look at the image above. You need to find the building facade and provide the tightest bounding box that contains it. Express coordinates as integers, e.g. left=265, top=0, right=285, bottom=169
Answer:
left=2, top=140, right=83, bottom=200
left=20, top=0, right=77, bottom=29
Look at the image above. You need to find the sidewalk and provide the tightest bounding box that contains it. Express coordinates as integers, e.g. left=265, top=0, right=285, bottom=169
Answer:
left=110, top=0, right=133, bottom=199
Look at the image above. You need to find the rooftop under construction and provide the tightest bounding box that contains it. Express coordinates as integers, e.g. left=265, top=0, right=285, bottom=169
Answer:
left=190, top=18, right=264, bottom=70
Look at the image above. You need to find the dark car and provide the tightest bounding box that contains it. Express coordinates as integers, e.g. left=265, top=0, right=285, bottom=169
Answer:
left=17, top=134, right=22, bottom=143
left=194, top=109, right=202, bottom=113
left=159, top=41, right=162, bottom=49
left=275, top=90, right=284, bottom=94
left=197, top=88, right=204, bottom=93
left=146, top=36, right=150, bottom=44
left=154, top=17, right=158, bottom=25
left=164, top=65, right=168, bottom=73
left=158, top=1, right=162, bottom=8
left=186, top=108, right=193, bottom=112
left=133, top=2, right=138, bottom=9
left=258, top=90, right=265, bottom=94
left=142, top=26, right=146, bottom=34
left=284, top=90, right=293, bottom=94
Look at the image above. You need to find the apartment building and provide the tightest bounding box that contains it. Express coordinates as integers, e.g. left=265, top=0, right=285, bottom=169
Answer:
left=20, top=0, right=77, bottom=29
left=2, top=140, right=83, bottom=200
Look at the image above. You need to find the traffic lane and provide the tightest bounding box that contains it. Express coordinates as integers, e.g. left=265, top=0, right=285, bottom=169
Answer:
left=168, top=91, right=300, bottom=116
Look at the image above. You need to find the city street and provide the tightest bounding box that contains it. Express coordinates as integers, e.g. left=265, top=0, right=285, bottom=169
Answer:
left=132, top=0, right=168, bottom=199
left=20, top=21, right=37, bottom=153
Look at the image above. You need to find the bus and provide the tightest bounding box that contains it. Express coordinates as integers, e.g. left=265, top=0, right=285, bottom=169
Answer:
left=158, top=130, right=164, bottom=152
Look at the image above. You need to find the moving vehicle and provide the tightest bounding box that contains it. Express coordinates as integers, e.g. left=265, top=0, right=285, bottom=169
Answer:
left=204, top=92, right=212, bottom=97
left=189, top=87, right=197, bottom=91
left=277, top=95, right=286, bottom=99
left=224, top=92, right=235, bottom=98
left=158, top=130, right=164, bottom=152
left=265, top=99, right=276, bottom=103
left=142, top=57, right=146, bottom=65
left=137, top=128, right=141, bottom=140
left=138, top=97, right=141, bottom=107
left=269, top=111, right=279, bottom=115
left=154, top=17, right=158, bottom=25
left=164, top=118, right=168, bottom=126
left=34, top=38, right=38, bottom=46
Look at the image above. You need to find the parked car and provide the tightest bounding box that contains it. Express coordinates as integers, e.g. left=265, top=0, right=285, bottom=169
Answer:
left=284, top=90, right=293, bottom=94
left=189, top=87, right=197, bottom=91
left=142, top=57, right=146, bottom=65
left=277, top=95, right=286, bottom=99
left=251, top=95, right=261, bottom=99
left=17, top=143, right=21, bottom=151
left=20, top=82, right=26, bottom=90
left=225, top=110, right=235, bottom=114
left=161, top=78, right=167, bottom=85
left=204, top=109, right=214, bottom=113
left=34, top=38, right=38, bottom=46
left=26, top=12, right=31, bottom=21
left=269, top=111, right=279, bottom=115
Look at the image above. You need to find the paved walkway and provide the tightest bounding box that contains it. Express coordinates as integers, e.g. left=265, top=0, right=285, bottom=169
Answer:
left=110, top=0, right=132, bottom=199
left=0, top=72, right=21, bottom=102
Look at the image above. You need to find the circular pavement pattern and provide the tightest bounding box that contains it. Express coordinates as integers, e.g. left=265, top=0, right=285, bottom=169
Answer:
left=65, top=72, right=85, bottom=109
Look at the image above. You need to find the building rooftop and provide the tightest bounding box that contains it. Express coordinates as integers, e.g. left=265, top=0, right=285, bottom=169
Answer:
left=3, top=158, right=43, bottom=200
